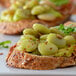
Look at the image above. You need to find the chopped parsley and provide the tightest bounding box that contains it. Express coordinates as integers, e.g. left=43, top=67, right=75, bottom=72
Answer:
left=38, top=0, right=69, bottom=6
left=0, top=40, right=11, bottom=48
left=50, top=0, right=69, bottom=6
left=57, top=24, right=76, bottom=35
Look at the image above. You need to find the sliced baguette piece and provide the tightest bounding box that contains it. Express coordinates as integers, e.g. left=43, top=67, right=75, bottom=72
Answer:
left=6, top=44, right=76, bottom=70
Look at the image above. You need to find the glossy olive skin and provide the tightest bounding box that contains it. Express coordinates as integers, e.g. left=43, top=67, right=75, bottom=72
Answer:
left=13, top=9, right=31, bottom=21
left=38, top=13, right=56, bottom=21
left=0, top=9, right=15, bottom=22
left=33, top=23, right=50, bottom=34
left=24, top=0, right=38, bottom=9
left=55, top=45, right=75, bottom=57
left=0, top=0, right=62, bottom=22
left=47, top=33, right=66, bottom=48
left=40, top=35, right=48, bottom=40
left=16, top=23, right=76, bottom=57
left=17, top=35, right=39, bottom=52
left=31, top=5, right=46, bottom=15
left=23, top=28, right=38, bottom=37
left=64, top=35, right=76, bottom=45
left=38, top=42, right=58, bottom=56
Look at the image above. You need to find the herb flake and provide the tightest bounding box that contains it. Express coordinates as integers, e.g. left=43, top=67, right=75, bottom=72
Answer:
left=0, top=40, right=11, bottom=48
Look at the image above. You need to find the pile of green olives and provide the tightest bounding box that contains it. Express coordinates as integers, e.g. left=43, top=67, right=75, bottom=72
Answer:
left=16, top=23, right=76, bottom=57
left=0, top=0, right=62, bottom=22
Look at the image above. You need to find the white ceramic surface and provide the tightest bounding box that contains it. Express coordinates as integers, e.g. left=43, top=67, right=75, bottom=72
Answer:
left=0, top=7, right=76, bottom=76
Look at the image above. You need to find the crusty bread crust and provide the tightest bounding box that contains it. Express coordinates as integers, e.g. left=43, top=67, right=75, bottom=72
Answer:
left=64, top=21, right=76, bottom=27
left=0, top=0, right=10, bottom=7
left=0, top=15, right=70, bottom=35
left=6, top=45, right=76, bottom=70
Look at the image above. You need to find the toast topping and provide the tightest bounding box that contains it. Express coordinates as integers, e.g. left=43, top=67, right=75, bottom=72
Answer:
left=16, top=23, right=76, bottom=57
left=0, top=0, right=70, bottom=22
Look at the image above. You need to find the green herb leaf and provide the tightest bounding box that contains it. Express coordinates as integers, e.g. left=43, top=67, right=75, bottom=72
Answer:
left=58, top=24, right=65, bottom=30
left=57, top=24, right=76, bottom=35
left=50, top=0, right=69, bottom=6
left=0, top=40, right=11, bottom=48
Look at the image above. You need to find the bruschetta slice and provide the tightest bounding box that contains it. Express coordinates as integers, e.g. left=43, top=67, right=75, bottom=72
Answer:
left=0, top=0, right=73, bottom=35
left=6, top=23, right=76, bottom=70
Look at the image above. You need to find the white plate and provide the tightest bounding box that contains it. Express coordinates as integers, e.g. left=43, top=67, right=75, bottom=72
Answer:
left=0, top=7, right=76, bottom=76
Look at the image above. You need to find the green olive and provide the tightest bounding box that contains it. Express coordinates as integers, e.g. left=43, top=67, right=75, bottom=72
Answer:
left=40, top=35, right=48, bottom=40
left=17, top=39, right=38, bottom=52
left=1, top=14, right=13, bottom=22
left=47, top=33, right=66, bottom=48
left=39, top=0, right=51, bottom=6
left=55, top=45, right=74, bottom=57
left=64, top=35, right=76, bottom=45
left=13, top=9, right=31, bottom=21
left=10, top=3, right=19, bottom=10
left=33, top=23, right=50, bottom=34
left=20, top=35, right=37, bottom=41
left=31, top=5, right=46, bottom=15
left=38, top=13, right=56, bottom=21
left=40, top=40, right=46, bottom=43
left=17, top=35, right=39, bottom=52
left=38, top=42, right=58, bottom=56
left=23, top=0, right=38, bottom=9
left=10, top=0, right=25, bottom=9
left=0, top=9, right=15, bottom=22
left=23, top=28, right=38, bottom=37
left=1, top=9, right=15, bottom=16
left=54, top=49, right=71, bottom=57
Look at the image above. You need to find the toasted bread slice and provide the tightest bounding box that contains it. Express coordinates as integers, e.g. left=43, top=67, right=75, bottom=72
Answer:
left=0, top=0, right=10, bottom=7
left=0, top=1, right=73, bottom=35
left=6, top=44, right=76, bottom=70
left=0, top=15, right=70, bottom=35
left=64, top=21, right=76, bottom=27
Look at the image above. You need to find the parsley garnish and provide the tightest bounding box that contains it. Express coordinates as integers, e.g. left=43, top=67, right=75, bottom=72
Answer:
left=0, top=40, right=11, bottom=48
left=58, top=24, right=76, bottom=35
left=50, top=0, right=69, bottom=6
left=38, top=0, right=69, bottom=6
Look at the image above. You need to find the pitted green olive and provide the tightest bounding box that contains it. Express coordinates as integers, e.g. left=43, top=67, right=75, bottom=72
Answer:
left=20, top=35, right=37, bottom=41
left=38, top=13, right=56, bottom=21
left=40, top=35, right=48, bottom=40
left=33, top=23, right=50, bottom=34
left=0, top=9, right=15, bottom=22
left=47, top=33, right=66, bottom=48
left=31, top=5, right=46, bottom=15
left=38, top=42, right=58, bottom=56
left=13, top=9, right=31, bottom=21
left=23, top=29, right=38, bottom=37
left=24, top=0, right=38, bottom=9
left=54, top=49, right=71, bottom=57
left=64, top=35, right=75, bottom=45
left=17, top=39, right=38, bottom=52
